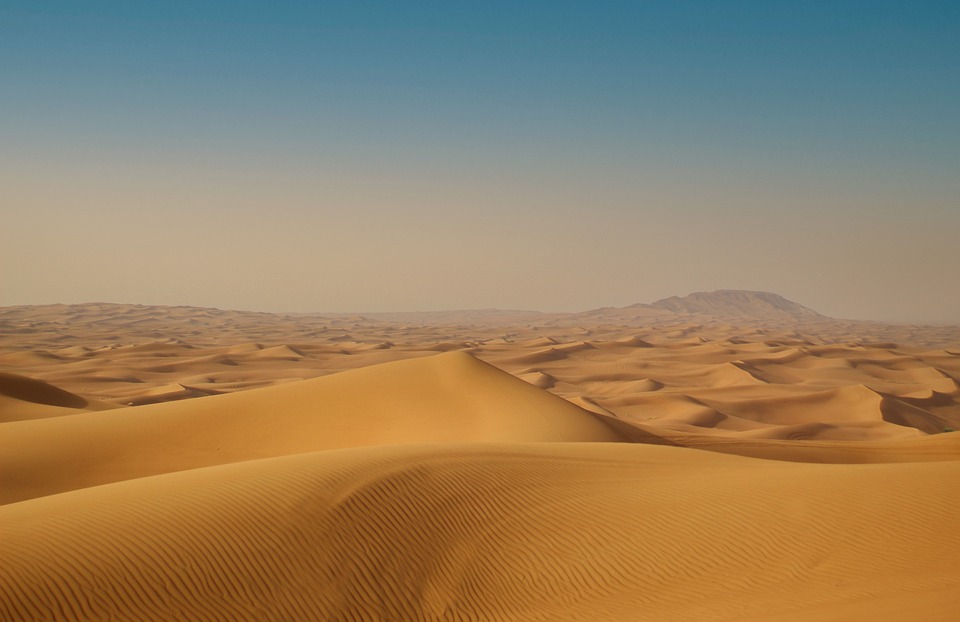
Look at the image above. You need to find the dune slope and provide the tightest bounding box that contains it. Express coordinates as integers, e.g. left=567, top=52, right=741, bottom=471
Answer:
left=2, top=442, right=958, bottom=622
left=0, top=372, right=118, bottom=423
left=0, top=351, right=623, bottom=504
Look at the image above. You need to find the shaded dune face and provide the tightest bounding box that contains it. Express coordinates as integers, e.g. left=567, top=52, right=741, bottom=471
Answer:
left=0, top=372, right=120, bottom=423
left=2, top=444, right=959, bottom=622
left=0, top=371, right=87, bottom=410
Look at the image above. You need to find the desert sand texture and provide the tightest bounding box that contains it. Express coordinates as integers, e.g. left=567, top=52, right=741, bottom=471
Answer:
left=2, top=294, right=960, bottom=621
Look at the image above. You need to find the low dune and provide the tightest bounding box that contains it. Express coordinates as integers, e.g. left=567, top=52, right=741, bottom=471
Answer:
left=2, top=443, right=958, bottom=621
left=0, top=372, right=117, bottom=423
left=658, top=429, right=960, bottom=463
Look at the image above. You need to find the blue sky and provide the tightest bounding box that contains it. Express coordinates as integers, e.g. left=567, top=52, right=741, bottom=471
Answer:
left=2, top=2, right=958, bottom=320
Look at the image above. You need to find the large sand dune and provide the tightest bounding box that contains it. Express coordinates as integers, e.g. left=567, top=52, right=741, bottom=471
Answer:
left=3, top=443, right=958, bottom=621
left=1, top=300, right=959, bottom=620
left=0, top=352, right=622, bottom=504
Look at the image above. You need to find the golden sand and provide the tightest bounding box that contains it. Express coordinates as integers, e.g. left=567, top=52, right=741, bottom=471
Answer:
left=1, top=300, right=958, bottom=620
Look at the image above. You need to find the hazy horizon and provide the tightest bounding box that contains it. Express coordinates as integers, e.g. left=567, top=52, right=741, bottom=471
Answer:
left=2, top=2, right=958, bottom=323
left=4, top=289, right=959, bottom=326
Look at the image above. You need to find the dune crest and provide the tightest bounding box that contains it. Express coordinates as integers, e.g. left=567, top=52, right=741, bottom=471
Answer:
left=0, top=351, right=622, bottom=504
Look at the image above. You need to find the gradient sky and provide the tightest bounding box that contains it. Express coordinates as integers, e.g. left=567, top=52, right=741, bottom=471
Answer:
left=2, top=1, right=958, bottom=322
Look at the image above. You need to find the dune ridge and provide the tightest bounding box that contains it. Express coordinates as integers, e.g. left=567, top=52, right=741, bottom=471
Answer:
left=0, top=352, right=622, bottom=504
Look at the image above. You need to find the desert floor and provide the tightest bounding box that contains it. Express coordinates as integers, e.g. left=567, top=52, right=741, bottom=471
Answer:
left=2, top=303, right=959, bottom=621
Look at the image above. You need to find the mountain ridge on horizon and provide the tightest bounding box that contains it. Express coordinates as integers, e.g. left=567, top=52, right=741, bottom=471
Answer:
left=2, top=290, right=830, bottom=322
left=645, top=289, right=826, bottom=320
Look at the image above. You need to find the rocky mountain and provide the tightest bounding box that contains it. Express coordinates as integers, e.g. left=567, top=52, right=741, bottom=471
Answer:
left=647, top=290, right=826, bottom=320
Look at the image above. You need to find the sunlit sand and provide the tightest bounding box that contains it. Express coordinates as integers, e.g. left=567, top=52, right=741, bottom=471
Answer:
left=2, top=292, right=959, bottom=620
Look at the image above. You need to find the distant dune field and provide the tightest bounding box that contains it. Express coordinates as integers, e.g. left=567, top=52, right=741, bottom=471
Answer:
left=2, top=296, right=959, bottom=620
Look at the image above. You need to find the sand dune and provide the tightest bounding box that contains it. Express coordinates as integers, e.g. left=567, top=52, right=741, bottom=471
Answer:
left=659, top=430, right=960, bottom=463
left=0, top=352, right=622, bottom=504
left=0, top=372, right=116, bottom=423
left=2, top=443, right=958, bottom=621
left=699, top=384, right=909, bottom=427
left=517, top=370, right=557, bottom=388
left=2, top=302, right=960, bottom=620
left=491, top=346, right=571, bottom=365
